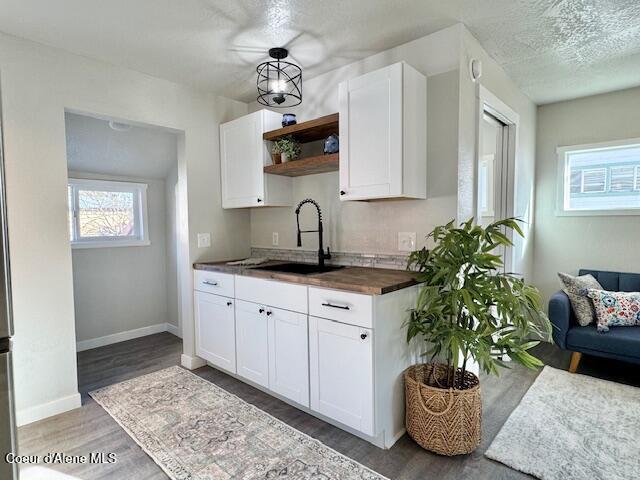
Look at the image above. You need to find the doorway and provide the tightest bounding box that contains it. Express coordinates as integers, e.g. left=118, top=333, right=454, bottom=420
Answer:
left=63, top=111, right=183, bottom=359
left=476, top=87, right=519, bottom=274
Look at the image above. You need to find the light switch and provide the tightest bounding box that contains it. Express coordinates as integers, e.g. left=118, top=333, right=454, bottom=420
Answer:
left=398, top=232, right=416, bottom=252
left=197, top=233, right=211, bottom=248
left=272, top=232, right=279, bottom=246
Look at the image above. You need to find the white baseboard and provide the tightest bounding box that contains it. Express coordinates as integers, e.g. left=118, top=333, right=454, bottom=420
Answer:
left=16, top=392, right=81, bottom=427
left=181, top=354, right=206, bottom=370
left=166, top=322, right=182, bottom=338
left=76, top=323, right=180, bottom=352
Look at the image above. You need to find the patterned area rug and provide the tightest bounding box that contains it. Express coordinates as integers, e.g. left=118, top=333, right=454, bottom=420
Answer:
left=90, top=366, right=386, bottom=480
left=485, top=366, right=640, bottom=480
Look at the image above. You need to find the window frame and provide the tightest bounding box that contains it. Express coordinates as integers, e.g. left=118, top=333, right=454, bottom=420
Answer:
left=68, top=178, right=150, bottom=248
left=556, top=138, right=640, bottom=216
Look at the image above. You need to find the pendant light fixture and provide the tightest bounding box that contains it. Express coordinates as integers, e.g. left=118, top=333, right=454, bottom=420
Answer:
left=256, top=47, right=302, bottom=107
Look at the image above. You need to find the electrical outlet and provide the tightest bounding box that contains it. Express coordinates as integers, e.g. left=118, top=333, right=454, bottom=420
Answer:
left=272, top=232, right=279, bottom=246
left=398, top=232, right=416, bottom=252
left=197, top=233, right=211, bottom=248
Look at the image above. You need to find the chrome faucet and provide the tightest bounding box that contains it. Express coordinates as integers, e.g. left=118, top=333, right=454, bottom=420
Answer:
left=295, top=199, right=331, bottom=267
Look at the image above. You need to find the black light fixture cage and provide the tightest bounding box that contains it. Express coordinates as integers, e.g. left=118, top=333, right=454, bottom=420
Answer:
left=256, top=47, right=302, bottom=108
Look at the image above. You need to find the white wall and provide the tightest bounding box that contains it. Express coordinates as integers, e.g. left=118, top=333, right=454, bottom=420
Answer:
left=65, top=112, right=177, bottom=178
left=247, top=24, right=536, bottom=269
left=249, top=26, right=461, bottom=254
left=69, top=173, right=173, bottom=345
left=165, top=164, right=180, bottom=333
left=459, top=28, right=538, bottom=280
left=533, top=85, right=640, bottom=301
left=0, top=32, right=248, bottom=425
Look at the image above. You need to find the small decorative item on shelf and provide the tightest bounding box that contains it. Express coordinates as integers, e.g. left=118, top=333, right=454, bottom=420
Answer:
left=271, top=141, right=282, bottom=164
left=323, top=133, right=339, bottom=154
left=273, top=135, right=301, bottom=163
left=282, top=113, right=297, bottom=127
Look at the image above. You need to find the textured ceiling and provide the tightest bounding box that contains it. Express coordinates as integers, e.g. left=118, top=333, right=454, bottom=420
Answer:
left=459, top=0, right=640, bottom=104
left=1, top=1, right=639, bottom=104
left=65, top=113, right=178, bottom=179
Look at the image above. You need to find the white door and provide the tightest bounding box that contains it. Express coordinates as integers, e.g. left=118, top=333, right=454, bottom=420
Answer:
left=267, top=308, right=309, bottom=407
left=339, top=63, right=403, bottom=200
left=235, top=299, right=269, bottom=388
left=194, top=291, right=236, bottom=373
left=220, top=112, right=264, bottom=208
left=478, top=109, right=515, bottom=273
left=309, top=316, right=374, bottom=435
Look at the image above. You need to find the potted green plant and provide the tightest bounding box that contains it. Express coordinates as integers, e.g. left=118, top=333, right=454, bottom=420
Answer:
left=405, top=218, right=551, bottom=456
left=273, top=135, right=301, bottom=163
left=271, top=142, right=283, bottom=165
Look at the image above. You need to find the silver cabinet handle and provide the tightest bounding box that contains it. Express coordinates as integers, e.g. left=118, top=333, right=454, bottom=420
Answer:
left=321, top=302, right=350, bottom=310
left=203, top=280, right=218, bottom=286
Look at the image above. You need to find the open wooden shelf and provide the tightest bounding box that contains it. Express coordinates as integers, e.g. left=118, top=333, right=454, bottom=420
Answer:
left=263, top=113, right=339, bottom=143
left=264, top=153, right=339, bottom=177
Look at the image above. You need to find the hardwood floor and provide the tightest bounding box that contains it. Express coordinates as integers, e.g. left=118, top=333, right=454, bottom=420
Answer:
left=17, top=332, right=640, bottom=480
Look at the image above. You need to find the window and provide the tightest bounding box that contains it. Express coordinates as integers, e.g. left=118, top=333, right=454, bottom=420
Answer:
left=557, top=139, right=640, bottom=215
left=68, top=178, right=149, bottom=248
left=610, top=166, right=635, bottom=192
left=580, top=168, right=606, bottom=193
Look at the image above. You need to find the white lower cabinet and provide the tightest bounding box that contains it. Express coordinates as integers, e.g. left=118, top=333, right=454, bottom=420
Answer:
left=267, top=307, right=309, bottom=407
left=235, top=299, right=269, bottom=388
left=309, top=316, right=374, bottom=436
left=194, top=290, right=236, bottom=374
left=194, top=269, right=418, bottom=449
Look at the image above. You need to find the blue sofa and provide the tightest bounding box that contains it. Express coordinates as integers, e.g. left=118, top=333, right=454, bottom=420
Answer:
left=549, top=269, right=640, bottom=372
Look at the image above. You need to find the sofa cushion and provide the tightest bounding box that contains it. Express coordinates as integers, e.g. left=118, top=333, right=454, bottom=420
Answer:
left=558, top=272, right=602, bottom=326
left=579, top=269, right=640, bottom=293
left=587, top=289, right=640, bottom=332
left=567, top=325, right=640, bottom=357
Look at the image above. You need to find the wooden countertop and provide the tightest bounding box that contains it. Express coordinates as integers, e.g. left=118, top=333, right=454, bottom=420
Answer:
left=193, top=260, right=419, bottom=295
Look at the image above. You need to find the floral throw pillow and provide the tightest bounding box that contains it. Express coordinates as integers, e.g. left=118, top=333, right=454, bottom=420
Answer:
left=586, top=289, right=640, bottom=332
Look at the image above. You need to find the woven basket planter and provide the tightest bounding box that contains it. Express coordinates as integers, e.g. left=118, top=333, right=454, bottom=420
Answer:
left=404, top=363, right=481, bottom=456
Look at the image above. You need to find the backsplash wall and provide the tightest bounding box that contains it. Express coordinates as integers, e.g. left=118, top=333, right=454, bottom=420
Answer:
left=251, top=247, right=409, bottom=270
left=250, top=70, right=459, bottom=255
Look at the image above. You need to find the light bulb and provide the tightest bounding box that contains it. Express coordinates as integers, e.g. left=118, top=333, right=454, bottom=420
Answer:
left=270, top=78, right=287, bottom=93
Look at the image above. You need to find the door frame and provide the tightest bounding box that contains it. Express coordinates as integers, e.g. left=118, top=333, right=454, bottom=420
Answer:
left=475, top=86, right=520, bottom=273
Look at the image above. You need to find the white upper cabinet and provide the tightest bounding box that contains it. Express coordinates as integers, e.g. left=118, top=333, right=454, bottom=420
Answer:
left=338, top=62, right=426, bottom=201
left=220, top=109, right=292, bottom=208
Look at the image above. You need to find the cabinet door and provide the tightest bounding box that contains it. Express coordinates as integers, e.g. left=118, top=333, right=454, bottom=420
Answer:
left=220, top=112, right=264, bottom=208
left=235, top=300, right=269, bottom=388
left=195, top=291, right=236, bottom=373
left=309, top=316, right=374, bottom=435
left=267, top=308, right=309, bottom=407
left=339, top=63, right=403, bottom=200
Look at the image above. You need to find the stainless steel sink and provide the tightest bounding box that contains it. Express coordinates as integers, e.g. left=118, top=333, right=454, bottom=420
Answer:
left=252, top=262, right=344, bottom=275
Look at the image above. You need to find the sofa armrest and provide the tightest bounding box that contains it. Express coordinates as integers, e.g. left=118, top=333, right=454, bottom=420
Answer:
left=548, top=291, right=573, bottom=349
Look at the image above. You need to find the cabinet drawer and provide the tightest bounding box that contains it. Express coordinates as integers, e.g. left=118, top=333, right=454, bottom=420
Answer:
left=194, top=269, right=234, bottom=297
left=236, top=275, right=307, bottom=313
left=309, top=287, right=373, bottom=328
